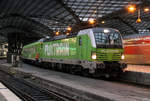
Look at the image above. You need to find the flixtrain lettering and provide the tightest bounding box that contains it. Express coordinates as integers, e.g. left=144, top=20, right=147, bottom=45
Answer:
left=44, top=43, right=70, bottom=56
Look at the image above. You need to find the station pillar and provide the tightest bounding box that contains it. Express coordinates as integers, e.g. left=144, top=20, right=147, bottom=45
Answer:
left=7, top=52, right=12, bottom=63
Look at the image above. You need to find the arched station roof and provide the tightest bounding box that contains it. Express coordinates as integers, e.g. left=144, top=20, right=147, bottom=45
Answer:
left=0, top=0, right=150, bottom=43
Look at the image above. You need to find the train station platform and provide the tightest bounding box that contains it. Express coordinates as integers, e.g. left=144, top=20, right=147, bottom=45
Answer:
left=0, top=61, right=150, bottom=101
left=0, top=82, right=21, bottom=101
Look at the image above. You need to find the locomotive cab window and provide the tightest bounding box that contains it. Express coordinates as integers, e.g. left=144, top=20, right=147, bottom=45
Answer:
left=93, top=30, right=123, bottom=48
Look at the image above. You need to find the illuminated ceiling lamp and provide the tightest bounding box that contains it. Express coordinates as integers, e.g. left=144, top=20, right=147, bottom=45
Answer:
left=66, top=26, right=72, bottom=35
left=136, top=18, right=141, bottom=23
left=66, top=32, right=70, bottom=35
left=127, top=5, right=136, bottom=13
left=67, top=26, right=72, bottom=31
left=136, top=9, right=142, bottom=23
left=144, top=7, right=149, bottom=12
left=88, top=18, right=95, bottom=25
left=101, top=20, right=105, bottom=24
left=55, top=31, right=60, bottom=36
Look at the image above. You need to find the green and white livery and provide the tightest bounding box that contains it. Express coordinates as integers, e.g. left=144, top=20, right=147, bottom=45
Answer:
left=22, top=27, right=127, bottom=77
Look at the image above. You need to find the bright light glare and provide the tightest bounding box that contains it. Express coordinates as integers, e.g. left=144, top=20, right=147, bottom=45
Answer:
left=136, top=18, right=141, bottom=23
left=92, top=54, right=96, bottom=60
left=88, top=18, right=95, bottom=25
left=104, top=29, right=109, bottom=33
left=144, top=8, right=149, bottom=12
left=101, top=21, right=105, bottom=24
left=46, top=36, right=50, bottom=38
left=67, top=26, right=72, bottom=31
left=4, top=51, right=6, bottom=55
left=55, top=31, right=59, bottom=35
left=127, top=5, right=136, bottom=13
left=92, top=53, right=97, bottom=59
left=66, top=32, right=70, bottom=35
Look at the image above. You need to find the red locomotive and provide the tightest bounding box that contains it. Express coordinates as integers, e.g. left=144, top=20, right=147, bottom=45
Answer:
left=123, top=32, right=150, bottom=64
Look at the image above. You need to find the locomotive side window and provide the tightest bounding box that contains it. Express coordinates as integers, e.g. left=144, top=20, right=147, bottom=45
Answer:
left=79, top=37, right=82, bottom=46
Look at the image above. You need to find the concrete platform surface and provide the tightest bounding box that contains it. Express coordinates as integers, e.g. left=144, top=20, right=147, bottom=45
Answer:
left=0, top=82, right=22, bottom=101
left=0, top=63, right=150, bottom=101
left=0, top=92, right=7, bottom=101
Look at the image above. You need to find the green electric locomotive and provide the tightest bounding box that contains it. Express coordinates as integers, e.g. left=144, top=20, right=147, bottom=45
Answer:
left=22, top=27, right=127, bottom=77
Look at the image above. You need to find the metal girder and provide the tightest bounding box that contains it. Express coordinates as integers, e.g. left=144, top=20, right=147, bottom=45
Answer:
left=98, top=0, right=149, bottom=20
left=55, top=0, right=82, bottom=25
left=95, top=1, right=150, bottom=35
left=115, top=17, right=138, bottom=34
left=32, top=16, right=71, bottom=26
left=0, top=14, right=53, bottom=37
left=0, top=14, right=51, bottom=30
left=0, top=35, right=7, bottom=43
left=141, top=0, right=150, bottom=6
left=0, top=26, right=41, bottom=38
left=0, top=0, right=149, bottom=38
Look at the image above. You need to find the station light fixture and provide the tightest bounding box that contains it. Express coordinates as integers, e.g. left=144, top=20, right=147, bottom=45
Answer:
left=144, top=8, right=149, bottom=12
left=55, top=31, right=60, bottom=36
left=94, top=10, right=97, bottom=14
left=66, top=32, right=70, bottom=35
left=101, top=20, right=105, bottom=24
left=88, top=18, right=95, bottom=25
left=46, top=36, right=50, bottom=38
left=3, top=51, right=6, bottom=55
left=127, top=4, right=150, bottom=23
left=136, top=18, right=142, bottom=23
left=127, top=5, right=136, bottom=13
left=67, top=26, right=72, bottom=31
left=136, top=9, right=142, bottom=23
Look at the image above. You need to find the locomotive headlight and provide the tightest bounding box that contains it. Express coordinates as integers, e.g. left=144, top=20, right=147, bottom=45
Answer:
left=121, top=54, right=125, bottom=60
left=92, top=52, right=97, bottom=60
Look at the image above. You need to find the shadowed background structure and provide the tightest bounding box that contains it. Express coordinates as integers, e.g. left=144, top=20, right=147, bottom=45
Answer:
left=0, top=0, right=150, bottom=55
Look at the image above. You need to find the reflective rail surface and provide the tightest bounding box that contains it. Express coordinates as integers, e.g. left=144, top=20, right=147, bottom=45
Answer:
left=0, top=70, right=75, bottom=101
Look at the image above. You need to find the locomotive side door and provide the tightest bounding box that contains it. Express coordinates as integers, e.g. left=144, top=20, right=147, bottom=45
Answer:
left=77, top=35, right=87, bottom=60
left=78, top=36, right=83, bottom=59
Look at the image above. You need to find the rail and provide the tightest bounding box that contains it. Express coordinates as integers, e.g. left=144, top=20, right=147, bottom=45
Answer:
left=0, top=70, right=75, bottom=101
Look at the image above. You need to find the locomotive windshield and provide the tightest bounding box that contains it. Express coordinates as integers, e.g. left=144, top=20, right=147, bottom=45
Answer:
left=93, top=29, right=123, bottom=48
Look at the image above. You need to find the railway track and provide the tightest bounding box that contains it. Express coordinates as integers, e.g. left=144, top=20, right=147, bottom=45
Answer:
left=23, top=62, right=150, bottom=88
left=0, top=70, right=75, bottom=101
